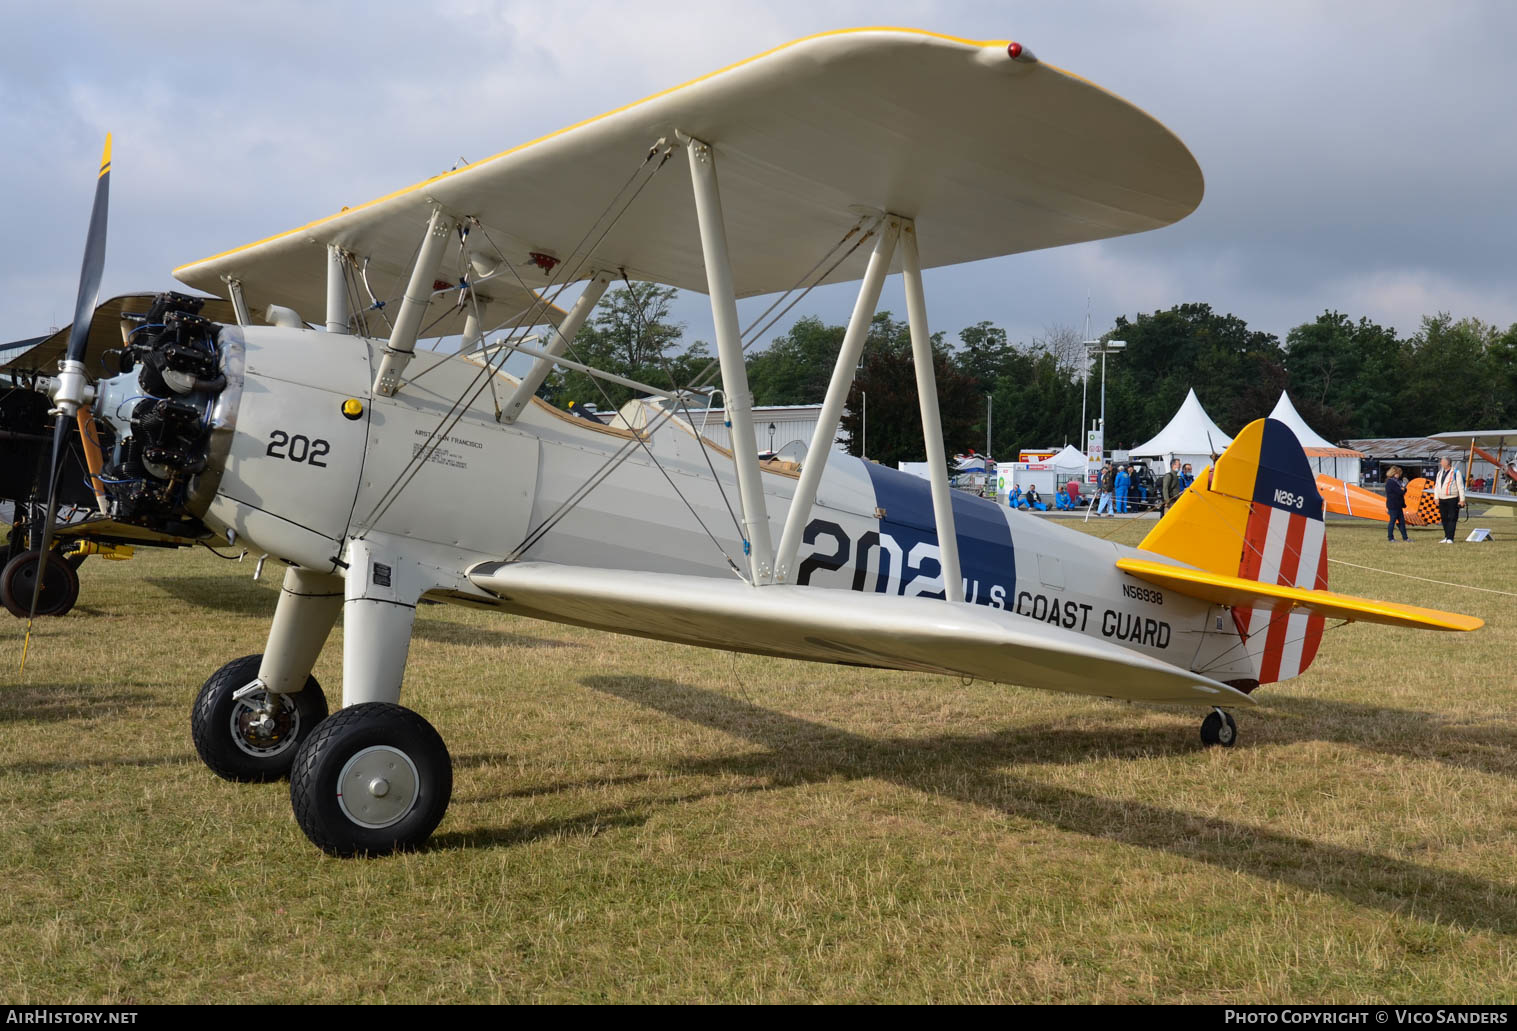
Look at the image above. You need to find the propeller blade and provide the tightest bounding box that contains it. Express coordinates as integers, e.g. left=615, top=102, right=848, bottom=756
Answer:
left=18, top=418, right=69, bottom=671
left=66, top=134, right=111, bottom=366
left=20, top=133, right=112, bottom=673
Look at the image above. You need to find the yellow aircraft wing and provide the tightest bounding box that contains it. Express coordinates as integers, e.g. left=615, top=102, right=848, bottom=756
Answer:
left=173, top=28, right=1203, bottom=325
left=1116, top=557, right=1483, bottom=632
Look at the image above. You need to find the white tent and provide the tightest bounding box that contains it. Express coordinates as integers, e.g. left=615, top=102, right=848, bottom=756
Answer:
left=1267, top=392, right=1364, bottom=483
left=1129, top=388, right=1233, bottom=474
left=1048, top=444, right=1087, bottom=471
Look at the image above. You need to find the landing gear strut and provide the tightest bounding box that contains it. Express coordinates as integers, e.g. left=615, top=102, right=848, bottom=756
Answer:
left=1200, top=707, right=1237, bottom=748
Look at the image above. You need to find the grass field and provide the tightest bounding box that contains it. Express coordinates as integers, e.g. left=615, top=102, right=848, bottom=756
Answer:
left=2, top=515, right=1515, bottom=1003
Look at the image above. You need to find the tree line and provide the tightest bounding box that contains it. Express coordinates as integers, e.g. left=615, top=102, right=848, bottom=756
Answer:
left=544, top=284, right=1517, bottom=467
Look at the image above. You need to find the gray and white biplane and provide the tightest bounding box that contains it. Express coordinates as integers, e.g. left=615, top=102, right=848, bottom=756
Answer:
left=17, top=29, right=1480, bottom=856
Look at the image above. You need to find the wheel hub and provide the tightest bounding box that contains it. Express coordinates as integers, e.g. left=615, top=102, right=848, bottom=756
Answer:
left=230, top=692, right=299, bottom=757
left=337, top=746, right=419, bottom=829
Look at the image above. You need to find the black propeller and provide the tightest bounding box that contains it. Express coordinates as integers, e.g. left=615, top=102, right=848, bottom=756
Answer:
left=18, top=134, right=111, bottom=672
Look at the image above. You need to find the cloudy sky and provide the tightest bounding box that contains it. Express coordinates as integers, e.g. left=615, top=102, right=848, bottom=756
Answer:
left=3, top=0, right=1513, bottom=354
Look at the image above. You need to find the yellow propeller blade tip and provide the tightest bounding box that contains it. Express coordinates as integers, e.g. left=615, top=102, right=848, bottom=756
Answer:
left=19, top=621, right=34, bottom=675
left=100, top=133, right=112, bottom=177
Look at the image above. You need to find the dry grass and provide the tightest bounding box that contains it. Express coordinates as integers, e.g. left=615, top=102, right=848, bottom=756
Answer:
left=2, top=514, right=1515, bottom=1003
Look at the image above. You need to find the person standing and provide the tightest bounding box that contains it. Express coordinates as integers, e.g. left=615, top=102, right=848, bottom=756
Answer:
left=1114, top=464, right=1130, bottom=514
left=1159, top=458, right=1182, bottom=516
left=1433, top=457, right=1465, bottom=543
left=1180, top=462, right=1195, bottom=489
left=1097, top=462, right=1115, bottom=516
left=1383, top=465, right=1409, bottom=542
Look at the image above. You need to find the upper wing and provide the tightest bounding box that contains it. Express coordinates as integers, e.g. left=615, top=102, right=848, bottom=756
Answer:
left=173, top=28, right=1203, bottom=323
left=466, top=561, right=1251, bottom=707
left=1429, top=430, right=1517, bottom=450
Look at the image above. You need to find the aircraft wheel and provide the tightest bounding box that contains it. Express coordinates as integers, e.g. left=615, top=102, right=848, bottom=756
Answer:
left=191, top=654, right=329, bottom=782
left=290, top=702, right=452, bottom=858
left=1200, top=708, right=1238, bottom=748
left=0, top=549, right=79, bottom=618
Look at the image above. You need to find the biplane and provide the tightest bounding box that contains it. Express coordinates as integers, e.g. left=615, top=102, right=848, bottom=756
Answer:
left=1431, top=430, right=1517, bottom=514
left=14, top=28, right=1481, bottom=856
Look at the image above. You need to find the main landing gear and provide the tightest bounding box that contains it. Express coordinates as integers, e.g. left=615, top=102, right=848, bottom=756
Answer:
left=1200, top=707, right=1238, bottom=747
left=187, top=542, right=457, bottom=857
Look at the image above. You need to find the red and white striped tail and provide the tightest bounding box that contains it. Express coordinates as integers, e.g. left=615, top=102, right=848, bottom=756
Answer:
left=1138, top=417, right=1333, bottom=688
left=1234, top=502, right=1329, bottom=684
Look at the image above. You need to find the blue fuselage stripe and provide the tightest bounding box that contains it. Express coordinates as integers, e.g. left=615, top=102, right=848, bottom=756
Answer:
left=861, top=463, right=1016, bottom=603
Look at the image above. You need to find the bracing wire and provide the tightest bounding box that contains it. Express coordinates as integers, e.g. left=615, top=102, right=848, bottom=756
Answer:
left=356, top=141, right=673, bottom=532
left=507, top=215, right=875, bottom=561
left=359, top=149, right=671, bottom=529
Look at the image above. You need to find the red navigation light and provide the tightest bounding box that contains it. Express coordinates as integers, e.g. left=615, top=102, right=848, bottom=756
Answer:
left=1006, top=41, right=1023, bottom=59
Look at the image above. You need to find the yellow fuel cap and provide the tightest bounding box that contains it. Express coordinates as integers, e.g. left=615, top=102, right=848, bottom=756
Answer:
left=341, top=398, right=364, bottom=420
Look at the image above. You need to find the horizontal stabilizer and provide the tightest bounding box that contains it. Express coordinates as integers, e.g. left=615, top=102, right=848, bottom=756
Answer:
left=1116, top=557, right=1482, bottom=632
left=468, top=561, right=1253, bottom=707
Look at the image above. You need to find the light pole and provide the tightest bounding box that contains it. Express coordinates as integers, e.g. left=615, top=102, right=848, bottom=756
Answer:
left=1080, top=340, right=1096, bottom=464
left=1085, top=338, right=1126, bottom=469
left=861, top=391, right=867, bottom=459
left=768, top=422, right=776, bottom=453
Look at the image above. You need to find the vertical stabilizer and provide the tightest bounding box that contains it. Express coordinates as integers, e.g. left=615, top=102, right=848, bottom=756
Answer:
left=1139, top=419, right=1328, bottom=684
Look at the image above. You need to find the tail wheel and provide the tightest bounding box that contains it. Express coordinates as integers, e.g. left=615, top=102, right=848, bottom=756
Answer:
left=0, top=549, right=80, bottom=618
left=290, top=702, right=452, bottom=858
left=1200, top=709, right=1238, bottom=748
left=191, top=654, right=329, bottom=782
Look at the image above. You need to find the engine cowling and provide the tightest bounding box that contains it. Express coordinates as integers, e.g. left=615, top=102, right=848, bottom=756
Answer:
left=93, top=291, right=371, bottom=571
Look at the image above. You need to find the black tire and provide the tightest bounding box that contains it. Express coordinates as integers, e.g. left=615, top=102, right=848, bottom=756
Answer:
left=290, top=702, right=452, bottom=858
left=1200, top=709, right=1238, bottom=748
left=0, top=549, right=80, bottom=618
left=191, top=654, right=329, bottom=782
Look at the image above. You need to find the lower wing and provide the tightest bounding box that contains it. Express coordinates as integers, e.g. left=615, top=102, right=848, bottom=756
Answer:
left=1468, top=491, right=1517, bottom=509
left=466, top=561, right=1252, bottom=707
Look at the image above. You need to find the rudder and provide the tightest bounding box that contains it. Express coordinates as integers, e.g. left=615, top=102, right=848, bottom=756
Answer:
left=1139, top=418, right=1328, bottom=685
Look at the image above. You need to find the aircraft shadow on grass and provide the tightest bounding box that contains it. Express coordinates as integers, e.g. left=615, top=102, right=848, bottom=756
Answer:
left=573, top=675, right=1517, bottom=936
left=428, top=785, right=770, bottom=851
left=143, top=576, right=567, bottom=649
left=0, top=686, right=163, bottom=727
